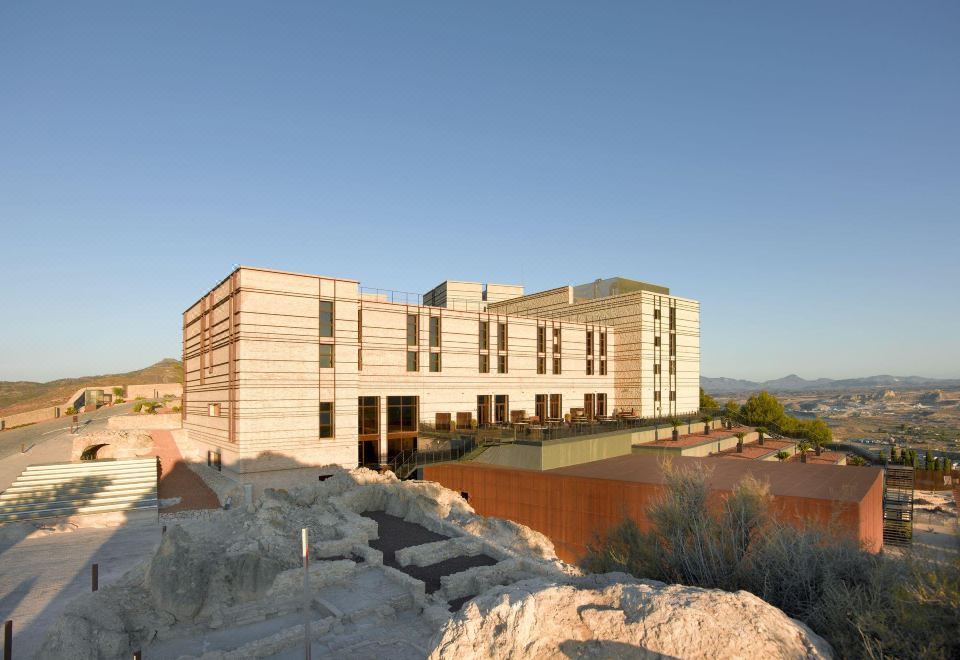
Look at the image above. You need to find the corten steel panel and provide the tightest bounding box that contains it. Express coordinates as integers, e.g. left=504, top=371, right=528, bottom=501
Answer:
left=424, top=459, right=883, bottom=564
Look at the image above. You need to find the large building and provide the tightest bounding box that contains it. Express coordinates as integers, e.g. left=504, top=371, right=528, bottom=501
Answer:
left=181, top=267, right=700, bottom=474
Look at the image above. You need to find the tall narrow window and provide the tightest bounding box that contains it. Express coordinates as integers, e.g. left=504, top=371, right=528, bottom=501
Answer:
left=654, top=336, right=661, bottom=347
left=479, top=321, right=489, bottom=350
left=669, top=335, right=676, bottom=356
left=670, top=390, right=676, bottom=402
left=357, top=309, right=362, bottom=342
left=477, top=395, right=491, bottom=426
left=430, top=352, right=441, bottom=372
left=535, top=394, right=547, bottom=421
left=498, top=354, right=508, bottom=374
left=429, top=317, right=441, bottom=348
left=597, top=393, right=607, bottom=416
left=552, top=327, right=561, bottom=353
left=599, top=360, right=607, bottom=375
left=653, top=364, right=661, bottom=375
left=358, top=396, right=379, bottom=438
left=654, top=391, right=661, bottom=402
left=549, top=394, right=562, bottom=419
left=669, top=307, right=676, bottom=331
left=584, top=393, right=596, bottom=419
left=407, top=314, right=418, bottom=346
left=537, top=326, right=546, bottom=354
left=479, top=353, right=489, bottom=373
left=586, top=330, right=593, bottom=356
left=537, top=356, right=546, bottom=374
left=406, top=351, right=418, bottom=372
left=599, top=331, right=606, bottom=357
left=654, top=309, right=661, bottom=320
left=586, top=359, right=593, bottom=375
left=319, top=301, right=334, bottom=338
left=553, top=356, right=561, bottom=375
left=319, top=344, right=334, bottom=368
left=494, top=395, right=508, bottom=423
left=358, top=348, right=362, bottom=371
left=497, top=323, right=507, bottom=351
left=669, top=361, right=676, bottom=375
left=319, top=402, right=334, bottom=438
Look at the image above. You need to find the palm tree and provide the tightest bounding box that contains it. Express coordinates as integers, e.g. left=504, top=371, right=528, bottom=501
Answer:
left=734, top=431, right=747, bottom=453
left=670, top=418, right=683, bottom=441
left=775, top=450, right=790, bottom=462
left=848, top=455, right=868, bottom=466
left=756, top=426, right=767, bottom=446
left=701, top=415, right=713, bottom=436
left=797, top=440, right=812, bottom=463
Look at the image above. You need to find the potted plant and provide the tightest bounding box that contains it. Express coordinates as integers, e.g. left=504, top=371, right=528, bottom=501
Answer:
left=775, top=450, right=790, bottom=462
left=670, top=418, right=683, bottom=441
left=701, top=415, right=713, bottom=436
left=734, top=431, right=746, bottom=453
left=798, top=441, right=812, bottom=463
left=756, top=427, right=767, bottom=446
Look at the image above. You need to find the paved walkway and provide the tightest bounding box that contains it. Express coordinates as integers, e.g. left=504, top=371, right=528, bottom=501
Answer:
left=0, top=524, right=162, bottom=658
left=152, top=430, right=220, bottom=512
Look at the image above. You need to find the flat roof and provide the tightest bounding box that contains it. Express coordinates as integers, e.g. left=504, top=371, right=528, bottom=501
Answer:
left=544, top=454, right=881, bottom=502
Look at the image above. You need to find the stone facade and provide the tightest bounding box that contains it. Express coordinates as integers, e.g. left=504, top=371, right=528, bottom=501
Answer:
left=182, top=267, right=698, bottom=474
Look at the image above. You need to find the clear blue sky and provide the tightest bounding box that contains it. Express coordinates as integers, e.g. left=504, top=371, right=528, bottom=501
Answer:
left=2, top=1, right=958, bottom=382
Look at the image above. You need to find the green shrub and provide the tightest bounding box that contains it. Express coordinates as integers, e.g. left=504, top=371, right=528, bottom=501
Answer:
left=581, top=462, right=960, bottom=659
left=132, top=402, right=143, bottom=413
left=65, top=406, right=77, bottom=415
left=171, top=405, right=181, bottom=413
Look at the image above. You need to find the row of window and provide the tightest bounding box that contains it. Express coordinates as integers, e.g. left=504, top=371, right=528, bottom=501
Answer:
left=653, top=391, right=677, bottom=402
left=653, top=306, right=677, bottom=330
left=652, top=363, right=677, bottom=375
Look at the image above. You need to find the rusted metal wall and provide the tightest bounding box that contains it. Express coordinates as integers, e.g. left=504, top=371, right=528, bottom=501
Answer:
left=424, top=463, right=882, bottom=562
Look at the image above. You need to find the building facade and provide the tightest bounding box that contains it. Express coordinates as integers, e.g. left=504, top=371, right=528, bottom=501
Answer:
left=182, top=267, right=699, bottom=474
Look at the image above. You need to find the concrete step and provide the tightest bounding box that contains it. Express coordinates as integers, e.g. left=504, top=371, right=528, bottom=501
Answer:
left=0, top=499, right=159, bottom=523
left=21, top=460, right=156, bottom=475
left=1, top=475, right=158, bottom=496
left=22, top=458, right=156, bottom=472
left=13, top=466, right=157, bottom=484
left=0, top=490, right=157, bottom=514
left=1, top=482, right=156, bottom=503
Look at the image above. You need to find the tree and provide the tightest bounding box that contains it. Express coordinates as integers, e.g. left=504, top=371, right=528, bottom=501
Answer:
left=701, top=414, right=713, bottom=435
left=890, top=447, right=899, bottom=463
left=756, top=426, right=767, bottom=446
left=933, top=457, right=941, bottom=472
left=724, top=400, right=741, bottom=427
left=848, top=455, right=868, bottom=466
left=699, top=388, right=718, bottom=411
left=742, top=391, right=784, bottom=428
left=797, top=441, right=812, bottom=463
left=804, top=418, right=833, bottom=446
left=925, top=450, right=934, bottom=470
left=734, top=431, right=747, bottom=453
left=670, top=418, right=683, bottom=441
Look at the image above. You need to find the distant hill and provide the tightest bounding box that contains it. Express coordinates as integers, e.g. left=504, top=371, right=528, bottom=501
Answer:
left=701, top=373, right=960, bottom=394
left=0, top=359, right=182, bottom=416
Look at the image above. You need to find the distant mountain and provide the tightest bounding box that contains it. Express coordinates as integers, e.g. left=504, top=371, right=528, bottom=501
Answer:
left=0, top=359, right=182, bottom=416
left=701, top=373, right=960, bottom=394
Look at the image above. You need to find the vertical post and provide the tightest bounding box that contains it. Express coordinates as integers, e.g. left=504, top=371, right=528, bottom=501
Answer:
left=302, top=527, right=311, bottom=659
left=91, top=563, right=99, bottom=592
left=4, top=619, right=12, bottom=660
left=133, top=651, right=142, bottom=660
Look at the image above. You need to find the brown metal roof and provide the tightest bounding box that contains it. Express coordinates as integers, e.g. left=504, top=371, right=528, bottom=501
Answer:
left=546, top=454, right=881, bottom=503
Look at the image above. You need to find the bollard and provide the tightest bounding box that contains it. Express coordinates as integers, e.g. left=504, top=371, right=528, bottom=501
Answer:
left=4, top=619, right=12, bottom=660
left=91, top=563, right=99, bottom=592
left=302, top=528, right=311, bottom=659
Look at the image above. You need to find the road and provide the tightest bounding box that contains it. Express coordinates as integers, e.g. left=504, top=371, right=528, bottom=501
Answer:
left=0, top=402, right=137, bottom=462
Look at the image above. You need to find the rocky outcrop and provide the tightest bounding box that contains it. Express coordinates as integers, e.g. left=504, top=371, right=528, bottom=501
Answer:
left=429, top=573, right=833, bottom=660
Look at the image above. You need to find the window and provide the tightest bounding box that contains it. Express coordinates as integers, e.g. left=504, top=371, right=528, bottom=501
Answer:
left=387, top=396, right=417, bottom=433
left=358, top=348, right=362, bottom=371
left=597, top=393, right=607, bottom=417
left=654, top=391, right=661, bottom=402
left=553, top=356, right=561, bottom=375
left=654, top=336, right=661, bottom=347
left=494, top=395, right=508, bottom=423
left=586, top=330, right=593, bottom=356
left=319, top=301, right=334, bottom=338
left=599, top=360, right=607, bottom=375
left=653, top=364, right=661, bottom=375
left=498, top=354, right=508, bottom=374
left=358, top=309, right=362, bottom=342
left=208, top=402, right=221, bottom=417
left=479, top=321, right=489, bottom=350
left=498, top=323, right=507, bottom=351
left=584, top=393, right=596, bottom=419
left=549, top=394, right=562, bottom=419
left=429, top=317, right=441, bottom=348
left=537, top=356, right=546, bottom=374
left=358, top=396, right=379, bottom=438
left=669, top=335, right=676, bottom=356
left=406, top=351, right=418, bottom=372
left=535, top=394, right=547, bottom=421
left=552, top=327, right=561, bottom=353
left=654, top=309, right=661, bottom=320
left=319, top=343, right=334, bottom=368
left=599, top=332, right=606, bottom=356
left=430, top=352, right=441, bottom=372
left=479, top=353, right=489, bottom=373
left=669, top=361, right=676, bottom=375
left=407, top=314, right=418, bottom=346
left=537, top=325, right=546, bottom=353
left=670, top=390, right=676, bottom=402
left=319, top=402, right=334, bottom=438
left=669, top=307, right=676, bottom=331
left=477, top=395, right=491, bottom=426
left=586, top=359, right=594, bottom=375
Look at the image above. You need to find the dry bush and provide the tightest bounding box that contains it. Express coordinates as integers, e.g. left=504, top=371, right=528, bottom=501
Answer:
left=582, top=462, right=960, bottom=659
